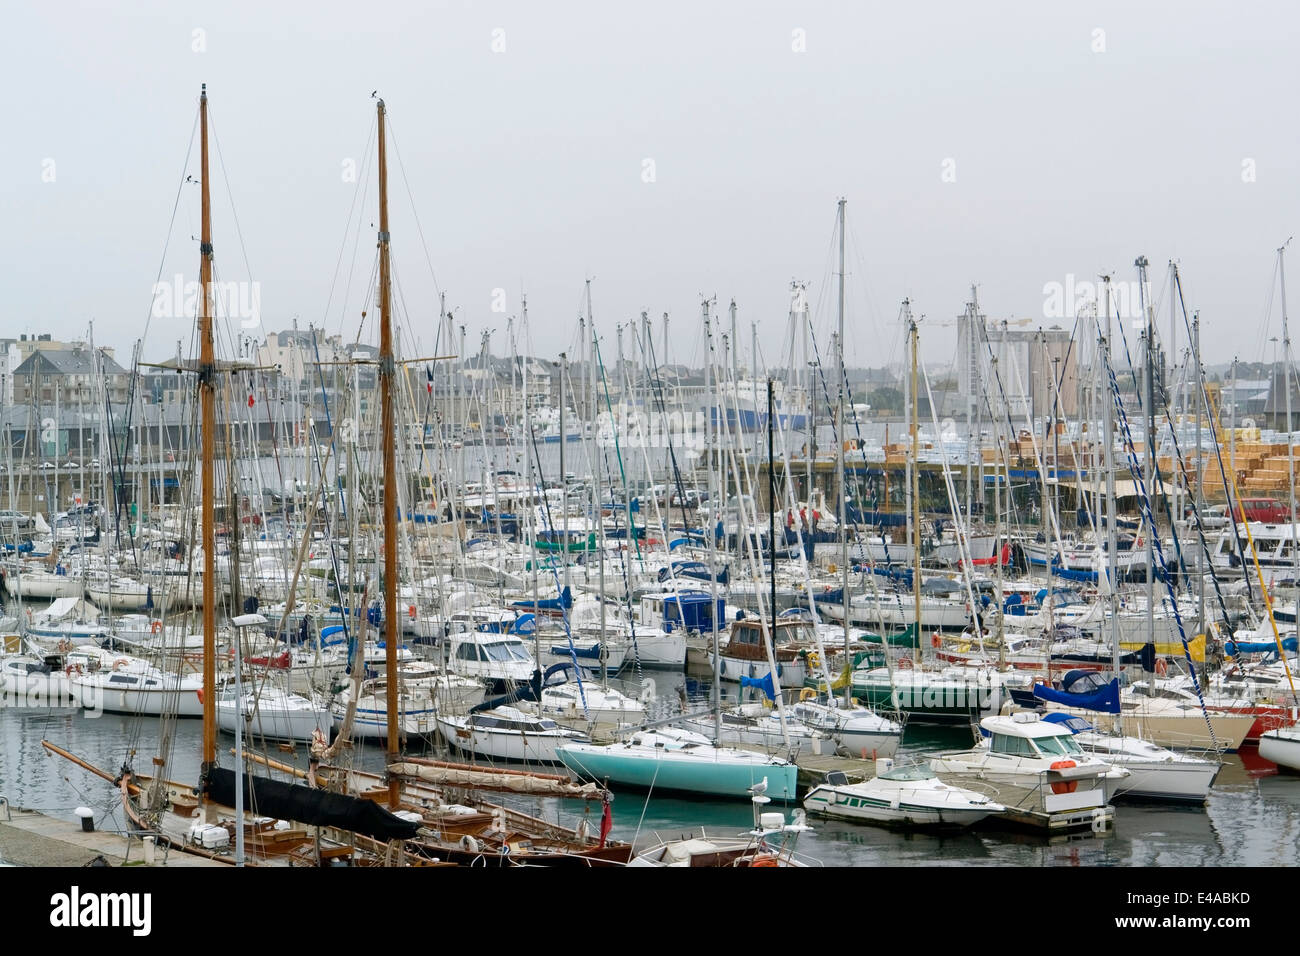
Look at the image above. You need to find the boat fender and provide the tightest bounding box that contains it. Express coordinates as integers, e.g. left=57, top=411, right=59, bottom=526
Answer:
left=1049, top=760, right=1078, bottom=795
left=459, top=835, right=480, bottom=853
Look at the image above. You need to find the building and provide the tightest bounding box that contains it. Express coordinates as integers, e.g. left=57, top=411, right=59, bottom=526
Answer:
left=13, top=344, right=129, bottom=409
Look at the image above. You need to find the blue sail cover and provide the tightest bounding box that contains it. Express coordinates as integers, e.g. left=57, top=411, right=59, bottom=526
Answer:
left=739, top=671, right=777, bottom=702
left=510, top=587, right=572, bottom=612
left=1226, top=637, right=1298, bottom=656
left=1032, top=670, right=1121, bottom=714
left=1050, top=566, right=1098, bottom=583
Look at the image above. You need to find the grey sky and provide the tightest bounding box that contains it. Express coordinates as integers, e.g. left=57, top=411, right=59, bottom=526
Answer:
left=3, top=1, right=1296, bottom=377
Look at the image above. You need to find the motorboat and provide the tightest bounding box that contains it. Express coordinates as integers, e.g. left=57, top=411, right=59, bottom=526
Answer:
left=803, top=760, right=1004, bottom=829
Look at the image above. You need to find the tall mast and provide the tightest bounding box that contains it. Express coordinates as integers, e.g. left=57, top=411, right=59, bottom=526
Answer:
left=1103, top=277, right=1119, bottom=675
left=836, top=199, right=850, bottom=705
left=1136, top=255, right=1154, bottom=653
left=376, top=97, right=401, bottom=808
left=908, top=307, right=921, bottom=664
left=1280, top=241, right=1296, bottom=581
left=198, top=83, right=218, bottom=809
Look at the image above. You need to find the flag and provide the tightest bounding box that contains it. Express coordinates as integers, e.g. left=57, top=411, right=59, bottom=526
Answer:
left=598, top=794, right=613, bottom=848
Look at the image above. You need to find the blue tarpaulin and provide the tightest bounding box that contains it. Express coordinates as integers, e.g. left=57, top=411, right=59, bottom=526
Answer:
left=1032, top=670, right=1121, bottom=714
left=739, top=671, right=777, bottom=702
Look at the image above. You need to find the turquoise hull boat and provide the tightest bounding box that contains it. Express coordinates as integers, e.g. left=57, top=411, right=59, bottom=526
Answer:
left=557, top=729, right=798, bottom=800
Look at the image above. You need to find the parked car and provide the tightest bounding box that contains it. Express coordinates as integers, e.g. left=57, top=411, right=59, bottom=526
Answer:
left=1196, top=504, right=1229, bottom=530
left=0, top=510, right=32, bottom=530
left=1234, top=498, right=1291, bottom=524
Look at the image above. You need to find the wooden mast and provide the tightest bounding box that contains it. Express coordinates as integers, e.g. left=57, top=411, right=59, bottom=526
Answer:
left=376, top=97, right=401, bottom=808
left=198, top=83, right=218, bottom=814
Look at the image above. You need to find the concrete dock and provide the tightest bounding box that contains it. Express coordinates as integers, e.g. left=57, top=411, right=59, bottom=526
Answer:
left=0, top=802, right=227, bottom=867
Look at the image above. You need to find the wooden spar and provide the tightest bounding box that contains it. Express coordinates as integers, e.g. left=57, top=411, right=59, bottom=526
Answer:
left=42, top=740, right=142, bottom=794
left=399, top=757, right=578, bottom=783
left=375, top=97, right=401, bottom=809
left=237, top=749, right=309, bottom=780
left=198, top=83, right=218, bottom=807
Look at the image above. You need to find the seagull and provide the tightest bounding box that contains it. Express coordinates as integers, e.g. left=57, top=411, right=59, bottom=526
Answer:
left=749, top=777, right=768, bottom=797
left=371, top=90, right=378, bottom=98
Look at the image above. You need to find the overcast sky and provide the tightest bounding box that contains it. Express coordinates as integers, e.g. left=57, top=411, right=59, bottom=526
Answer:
left=2, top=1, right=1297, bottom=376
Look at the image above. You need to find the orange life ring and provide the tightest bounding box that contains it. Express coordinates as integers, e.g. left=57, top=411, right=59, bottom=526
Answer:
left=64, top=663, right=83, bottom=677
left=112, top=658, right=130, bottom=672
left=898, top=656, right=913, bottom=669
left=150, top=620, right=163, bottom=635
left=931, top=634, right=942, bottom=650
left=1049, top=759, right=1078, bottom=795
left=749, top=853, right=779, bottom=867
left=1155, top=658, right=1168, bottom=677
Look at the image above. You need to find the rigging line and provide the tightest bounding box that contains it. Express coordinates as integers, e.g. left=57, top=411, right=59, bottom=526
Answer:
left=1167, top=289, right=1253, bottom=607
left=382, top=117, right=443, bottom=301
left=1139, top=328, right=1233, bottom=633
left=206, top=110, right=258, bottom=305
left=1111, top=297, right=1189, bottom=600
left=322, top=117, right=377, bottom=329
left=139, top=109, right=199, bottom=346
left=1103, top=346, right=1222, bottom=751
left=638, top=321, right=693, bottom=532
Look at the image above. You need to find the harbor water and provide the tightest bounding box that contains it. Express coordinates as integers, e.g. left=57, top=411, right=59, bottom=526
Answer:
left=3, top=667, right=1295, bottom=867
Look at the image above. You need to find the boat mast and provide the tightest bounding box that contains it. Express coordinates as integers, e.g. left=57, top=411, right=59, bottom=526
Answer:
left=703, top=299, right=722, bottom=744
left=1136, top=255, right=1154, bottom=661
left=198, top=83, right=218, bottom=817
left=836, top=199, right=850, bottom=704
left=1280, top=241, right=1296, bottom=582
left=909, top=310, right=921, bottom=665
left=1103, top=277, right=1120, bottom=677
left=376, top=97, right=401, bottom=809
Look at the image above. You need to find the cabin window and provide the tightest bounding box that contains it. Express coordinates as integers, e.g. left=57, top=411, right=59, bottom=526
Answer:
left=1033, top=734, right=1082, bottom=756
left=109, top=674, right=137, bottom=684
left=455, top=644, right=479, bottom=661
left=991, top=733, right=1035, bottom=755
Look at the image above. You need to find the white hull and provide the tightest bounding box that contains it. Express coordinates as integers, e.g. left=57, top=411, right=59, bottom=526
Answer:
left=438, top=715, right=581, bottom=763
left=1260, top=728, right=1300, bottom=771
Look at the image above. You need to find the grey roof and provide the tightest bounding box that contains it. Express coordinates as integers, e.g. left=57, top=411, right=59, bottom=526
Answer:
left=15, top=348, right=126, bottom=377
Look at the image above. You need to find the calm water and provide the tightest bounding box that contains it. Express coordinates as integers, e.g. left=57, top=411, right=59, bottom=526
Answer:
left=2, top=669, right=1294, bottom=867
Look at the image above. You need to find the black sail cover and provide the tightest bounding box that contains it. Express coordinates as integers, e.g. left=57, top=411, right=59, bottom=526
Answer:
left=206, top=768, right=420, bottom=841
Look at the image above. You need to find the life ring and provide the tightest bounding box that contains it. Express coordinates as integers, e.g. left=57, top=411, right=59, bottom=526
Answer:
left=799, top=687, right=817, bottom=702
left=806, top=651, right=821, bottom=670
left=1031, top=675, right=1047, bottom=688
left=931, top=634, right=942, bottom=650
left=112, top=658, right=130, bottom=672
left=898, top=656, right=913, bottom=669
left=1155, top=658, right=1168, bottom=677
left=749, top=853, right=780, bottom=867
left=1049, top=759, right=1078, bottom=795
left=150, top=620, right=163, bottom=635
left=64, top=663, right=83, bottom=677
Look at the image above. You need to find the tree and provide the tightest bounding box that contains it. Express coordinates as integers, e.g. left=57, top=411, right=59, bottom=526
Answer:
left=867, top=386, right=903, bottom=414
